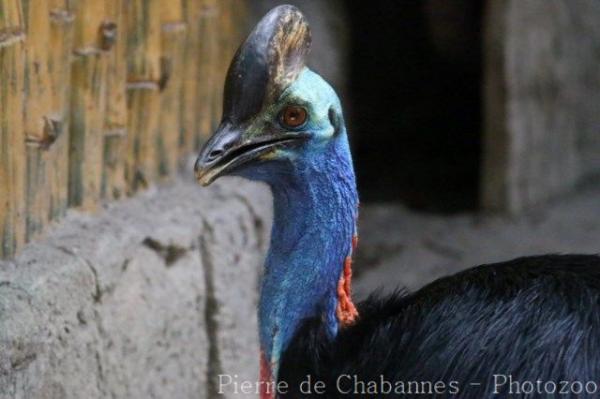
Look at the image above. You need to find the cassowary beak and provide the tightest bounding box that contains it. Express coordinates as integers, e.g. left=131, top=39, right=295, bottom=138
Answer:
left=194, top=123, right=241, bottom=186
left=194, top=123, right=307, bottom=186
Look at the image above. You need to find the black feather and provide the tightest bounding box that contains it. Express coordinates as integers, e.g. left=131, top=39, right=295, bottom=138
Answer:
left=279, top=254, right=600, bottom=398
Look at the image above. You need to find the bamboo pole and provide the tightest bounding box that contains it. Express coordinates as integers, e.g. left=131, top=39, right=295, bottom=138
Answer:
left=194, top=0, right=217, bottom=147
left=103, top=0, right=127, bottom=199
left=22, top=0, right=56, bottom=240
left=159, top=0, right=186, bottom=175
left=210, top=0, right=225, bottom=135
left=125, top=0, right=161, bottom=191
left=22, top=0, right=52, bottom=145
left=69, top=0, right=108, bottom=209
left=0, top=0, right=26, bottom=258
left=48, top=0, right=75, bottom=220
left=211, top=0, right=245, bottom=135
left=180, top=0, right=203, bottom=155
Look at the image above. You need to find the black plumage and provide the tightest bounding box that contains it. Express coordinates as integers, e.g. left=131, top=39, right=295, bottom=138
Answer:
left=279, top=255, right=600, bottom=398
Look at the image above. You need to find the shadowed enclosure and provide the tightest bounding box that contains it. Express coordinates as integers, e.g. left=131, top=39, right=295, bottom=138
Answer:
left=347, top=0, right=484, bottom=212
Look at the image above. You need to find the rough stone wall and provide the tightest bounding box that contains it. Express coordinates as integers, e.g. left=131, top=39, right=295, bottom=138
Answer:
left=482, top=0, right=600, bottom=213
left=0, top=177, right=272, bottom=399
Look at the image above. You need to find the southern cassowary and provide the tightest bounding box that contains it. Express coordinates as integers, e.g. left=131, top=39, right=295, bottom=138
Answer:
left=194, top=6, right=600, bottom=398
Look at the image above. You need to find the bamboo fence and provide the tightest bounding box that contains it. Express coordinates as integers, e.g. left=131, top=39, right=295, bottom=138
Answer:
left=0, top=0, right=249, bottom=258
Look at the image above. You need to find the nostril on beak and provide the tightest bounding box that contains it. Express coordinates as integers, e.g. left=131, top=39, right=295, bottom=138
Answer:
left=207, top=149, right=224, bottom=162
left=206, top=139, right=236, bottom=162
left=196, top=126, right=239, bottom=173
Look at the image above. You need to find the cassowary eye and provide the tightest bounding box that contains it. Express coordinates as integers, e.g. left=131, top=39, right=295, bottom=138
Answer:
left=280, top=106, right=307, bottom=129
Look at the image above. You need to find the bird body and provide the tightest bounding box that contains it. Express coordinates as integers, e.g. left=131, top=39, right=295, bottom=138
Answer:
left=195, top=6, right=600, bottom=398
left=279, top=255, right=600, bottom=398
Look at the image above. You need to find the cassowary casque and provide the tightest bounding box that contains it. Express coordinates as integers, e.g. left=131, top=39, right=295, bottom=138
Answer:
left=195, top=5, right=600, bottom=398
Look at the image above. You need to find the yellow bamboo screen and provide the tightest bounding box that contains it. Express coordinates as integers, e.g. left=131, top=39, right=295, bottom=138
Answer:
left=0, top=0, right=249, bottom=258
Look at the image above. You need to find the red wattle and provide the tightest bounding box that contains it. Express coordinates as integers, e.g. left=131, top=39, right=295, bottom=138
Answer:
left=260, top=351, right=275, bottom=399
left=336, top=234, right=359, bottom=327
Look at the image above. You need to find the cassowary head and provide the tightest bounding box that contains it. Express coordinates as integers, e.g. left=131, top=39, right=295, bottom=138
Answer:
left=195, top=5, right=345, bottom=186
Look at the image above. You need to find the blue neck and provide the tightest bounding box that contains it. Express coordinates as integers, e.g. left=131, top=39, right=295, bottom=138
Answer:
left=258, top=133, right=358, bottom=373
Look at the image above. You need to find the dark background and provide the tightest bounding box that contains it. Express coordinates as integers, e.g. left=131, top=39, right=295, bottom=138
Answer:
left=347, top=1, right=483, bottom=212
